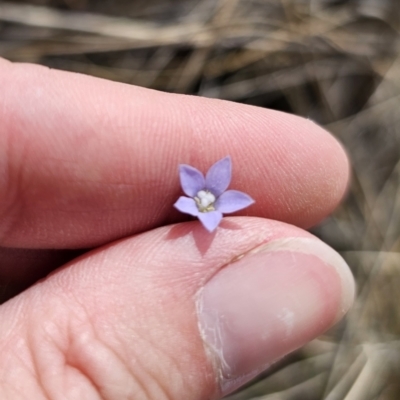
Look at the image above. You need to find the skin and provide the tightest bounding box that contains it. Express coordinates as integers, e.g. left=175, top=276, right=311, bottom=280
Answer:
left=0, top=57, right=352, bottom=400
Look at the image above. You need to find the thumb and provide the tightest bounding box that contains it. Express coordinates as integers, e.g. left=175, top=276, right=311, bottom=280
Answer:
left=0, top=218, right=354, bottom=399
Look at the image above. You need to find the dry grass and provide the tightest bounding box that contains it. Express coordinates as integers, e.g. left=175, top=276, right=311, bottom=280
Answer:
left=1, top=0, right=400, bottom=399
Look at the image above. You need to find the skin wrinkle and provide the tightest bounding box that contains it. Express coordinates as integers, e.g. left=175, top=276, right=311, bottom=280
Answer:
left=121, top=334, right=177, bottom=400
left=25, top=325, right=56, bottom=400
left=2, top=384, right=48, bottom=400
left=98, top=301, right=185, bottom=400
left=65, top=339, right=114, bottom=400
left=65, top=321, right=127, bottom=400
left=0, top=335, right=45, bottom=400
left=17, top=282, right=106, bottom=398
left=110, top=289, right=199, bottom=400
left=49, top=266, right=189, bottom=400
left=65, top=244, right=216, bottom=398
left=133, top=332, right=194, bottom=400
left=26, top=294, right=127, bottom=400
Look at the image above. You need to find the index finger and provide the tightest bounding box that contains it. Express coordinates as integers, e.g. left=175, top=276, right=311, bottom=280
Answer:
left=0, top=59, right=349, bottom=248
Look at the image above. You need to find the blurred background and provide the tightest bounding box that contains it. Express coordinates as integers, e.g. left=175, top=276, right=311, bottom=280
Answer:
left=1, top=0, right=400, bottom=399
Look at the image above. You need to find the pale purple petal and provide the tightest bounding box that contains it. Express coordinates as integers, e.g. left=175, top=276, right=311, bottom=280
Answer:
left=179, top=165, right=205, bottom=197
left=197, top=211, right=223, bottom=232
left=215, top=190, right=255, bottom=213
left=205, top=156, right=232, bottom=197
left=174, top=196, right=199, bottom=217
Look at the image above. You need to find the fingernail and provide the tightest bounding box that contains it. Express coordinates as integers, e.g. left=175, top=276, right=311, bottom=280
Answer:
left=196, top=237, right=355, bottom=395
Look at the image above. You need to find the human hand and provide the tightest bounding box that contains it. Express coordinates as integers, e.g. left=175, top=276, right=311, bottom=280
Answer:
left=0, top=57, right=354, bottom=399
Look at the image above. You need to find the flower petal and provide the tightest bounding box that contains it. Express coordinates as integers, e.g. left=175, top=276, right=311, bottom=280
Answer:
left=205, top=156, right=232, bottom=197
left=197, top=211, right=223, bottom=232
left=179, top=165, right=205, bottom=197
left=215, top=190, right=255, bottom=213
left=174, top=196, right=199, bottom=217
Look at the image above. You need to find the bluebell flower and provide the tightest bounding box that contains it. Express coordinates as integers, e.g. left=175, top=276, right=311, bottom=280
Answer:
left=174, top=156, right=255, bottom=232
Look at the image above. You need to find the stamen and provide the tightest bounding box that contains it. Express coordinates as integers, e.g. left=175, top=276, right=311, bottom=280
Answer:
left=195, top=190, right=216, bottom=212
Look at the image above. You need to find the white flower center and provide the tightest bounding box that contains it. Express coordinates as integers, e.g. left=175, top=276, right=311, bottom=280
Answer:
left=195, top=190, right=216, bottom=212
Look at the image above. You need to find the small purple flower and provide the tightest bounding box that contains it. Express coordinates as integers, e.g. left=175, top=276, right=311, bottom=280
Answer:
left=174, top=156, right=255, bottom=232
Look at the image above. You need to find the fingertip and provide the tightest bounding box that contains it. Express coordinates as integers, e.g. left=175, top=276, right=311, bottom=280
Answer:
left=0, top=62, right=350, bottom=248
left=288, top=116, right=351, bottom=226
left=197, top=235, right=354, bottom=395
left=0, top=218, right=354, bottom=399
